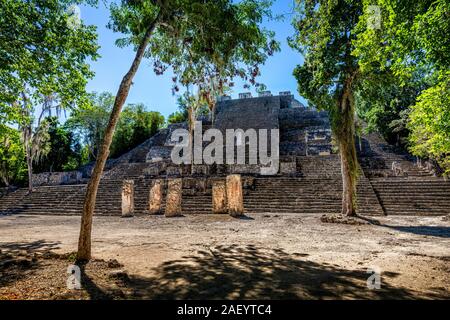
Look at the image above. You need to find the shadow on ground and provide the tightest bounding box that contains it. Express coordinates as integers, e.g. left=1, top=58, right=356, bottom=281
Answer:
left=0, top=240, right=61, bottom=289
left=358, top=216, right=450, bottom=238
left=383, top=225, right=450, bottom=238
left=1, top=241, right=448, bottom=299
left=114, top=244, right=439, bottom=299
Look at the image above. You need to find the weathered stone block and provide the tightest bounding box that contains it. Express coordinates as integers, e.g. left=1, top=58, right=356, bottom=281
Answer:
left=143, top=166, right=160, bottom=176
left=183, top=177, right=206, bottom=193
left=226, top=175, right=244, bottom=217
left=280, top=162, right=297, bottom=175
left=32, top=171, right=82, bottom=186
left=165, top=178, right=182, bottom=217
left=191, top=165, right=209, bottom=175
left=166, top=166, right=182, bottom=176
left=212, top=180, right=227, bottom=214
left=148, top=179, right=163, bottom=214
left=229, top=164, right=260, bottom=174
left=121, top=180, right=134, bottom=217
left=145, top=146, right=172, bottom=163
left=242, top=177, right=256, bottom=190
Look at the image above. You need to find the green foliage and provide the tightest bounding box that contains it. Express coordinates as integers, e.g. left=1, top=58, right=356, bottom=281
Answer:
left=33, top=117, right=85, bottom=173
left=0, top=0, right=99, bottom=188
left=354, top=0, right=449, bottom=81
left=167, top=111, right=187, bottom=124
left=408, top=72, right=450, bottom=176
left=289, top=0, right=362, bottom=106
left=290, top=0, right=363, bottom=208
left=109, top=0, right=279, bottom=111
left=354, top=0, right=450, bottom=175
left=110, top=103, right=164, bottom=158
left=66, top=92, right=114, bottom=161
left=0, top=0, right=99, bottom=121
left=0, top=125, right=26, bottom=186
left=67, top=92, right=165, bottom=160
left=167, top=94, right=209, bottom=124
left=355, top=69, right=429, bottom=145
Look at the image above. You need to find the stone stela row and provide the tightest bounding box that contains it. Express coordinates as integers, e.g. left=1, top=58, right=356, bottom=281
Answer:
left=121, top=174, right=245, bottom=218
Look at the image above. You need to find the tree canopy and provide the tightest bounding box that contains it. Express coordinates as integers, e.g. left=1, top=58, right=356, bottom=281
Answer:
left=0, top=0, right=99, bottom=190
left=66, top=92, right=165, bottom=161
left=353, top=0, right=450, bottom=175
left=0, top=0, right=99, bottom=121
left=110, top=0, right=279, bottom=113
left=289, top=0, right=363, bottom=215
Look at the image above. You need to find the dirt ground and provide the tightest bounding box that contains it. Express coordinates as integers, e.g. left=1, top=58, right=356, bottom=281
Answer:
left=0, top=213, right=449, bottom=299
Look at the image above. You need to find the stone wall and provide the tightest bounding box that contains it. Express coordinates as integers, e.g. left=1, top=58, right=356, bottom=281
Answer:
left=0, top=187, right=17, bottom=198
left=279, top=108, right=332, bottom=156
left=215, top=96, right=280, bottom=133
left=32, top=171, right=83, bottom=186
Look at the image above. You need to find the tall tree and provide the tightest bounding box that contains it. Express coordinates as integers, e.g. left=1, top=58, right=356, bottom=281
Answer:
left=19, top=102, right=51, bottom=191
left=77, top=0, right=278, bottom=261
left=354, top=0, right=450, bottom=176
left=167, top=94, right=209, bottom=124
left=0, top=0, right=99, bottom=191
left=33, top=117, right=84, bottom=173
left=0, top=124, right=26, bottom=187
left=110, top=103, right=164, bottom=158
left=67, top=92, right=164, bottom=161
left=66, top=92, right=115, bottom=161
left=289, top=0, right=363, bottom=216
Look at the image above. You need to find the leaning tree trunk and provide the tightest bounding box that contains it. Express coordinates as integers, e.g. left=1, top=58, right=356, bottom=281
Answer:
left=76, top=18, right=159, bottom=262
left=337, top=86, right=358, bottom=217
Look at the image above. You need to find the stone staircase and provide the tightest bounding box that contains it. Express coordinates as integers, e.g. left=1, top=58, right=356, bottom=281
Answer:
left=0, top=153, right=384, bottom=216
left=244, top=176, right=383, bottom=215
left=370, top=178, right=450, bottom=215
left=358, top=133, right=432, bottom=178
left=0, top=181, right=122, bottom=216
left=358, top=133, right=450, bottom=215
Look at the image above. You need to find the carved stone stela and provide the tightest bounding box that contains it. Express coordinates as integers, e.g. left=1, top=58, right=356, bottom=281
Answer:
left=121, top=180, right=134, bottom=217
left=165, top=178, right=182, bottom=217
left=212, top=180, right=227, bottom=214
left=148, top=179, right=163, bottom=214
left=226, top=174, right=244, bottom=217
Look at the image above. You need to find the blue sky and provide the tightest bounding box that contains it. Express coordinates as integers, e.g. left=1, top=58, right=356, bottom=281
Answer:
left=80, top=0, right=305, bottom=120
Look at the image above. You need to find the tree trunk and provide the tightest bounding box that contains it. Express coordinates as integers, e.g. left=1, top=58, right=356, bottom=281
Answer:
left=188, top=106, right=195, bottom=175
left=211, top=104, right=216, bottom=125
left=338, top=84, right=357, bottom=217
left=76, top=17, right=159, bottom=262
left=340, top=140, right=355, bottom=216
left=27, top=153, right=33, bottom=193
left=23, top=132, right=33, bottom=193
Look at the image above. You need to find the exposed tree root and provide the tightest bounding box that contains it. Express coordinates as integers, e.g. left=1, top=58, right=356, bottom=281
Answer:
left=320, top=213, right=373, bottom=225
